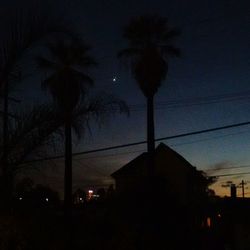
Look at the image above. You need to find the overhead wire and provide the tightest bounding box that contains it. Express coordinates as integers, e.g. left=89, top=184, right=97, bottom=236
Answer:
left=211, top=172, right=250, bottom=178
left=74, top=129, right=250, bottom=161
left=19, top=120, right=250, bottom=165
left=10, top=13, right=250, bottom=180
left=206, top=165, right=250, bottom=173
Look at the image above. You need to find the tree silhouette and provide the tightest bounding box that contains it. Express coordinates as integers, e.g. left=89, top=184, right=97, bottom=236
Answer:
left=36, top=38, right=96, bottom=216
left=118, top=15, right=180, bottom=176
left=36, top=38, right=129, bottom=216
left=0, top=104, right=66, bottom=208
left=0, top=4, right=77, bottom=209
left=2, top=104, right=65, bottom=167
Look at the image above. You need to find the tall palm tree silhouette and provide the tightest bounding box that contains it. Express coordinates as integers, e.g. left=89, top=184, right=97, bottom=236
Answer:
left=118, top=15, right=180, bottom=176
left=36, top=38, right=96, bottom=216
left=0, top=6, right=77, bottom=209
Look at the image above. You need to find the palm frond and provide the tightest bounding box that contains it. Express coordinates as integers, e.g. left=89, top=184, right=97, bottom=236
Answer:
left=163, top=28, right=181, bottom=41
left=35, top=56, right=58, bottom=71
left=0, top=3, right=78, bottom=90
left=40, top=74, right=58, bottom=94
left=117, top=47, right=141, bottom=69
left=76, top=55, right=97, bottom=68
left=160, top=45, right=181, bottom=58
left=123, top=15, right=179, bottom=47
left=37, top=37, right=96, bottom=114
left=118, top=15, right=180, bottom=97
left=71, top=93, right=129, bottom=140
left=70, top=69, right=94, bottom=87
left=43, top=38, right=97, bottom=68
left=117, top=47, right=141, bottom=59
left=0, top=104, right=64, bottom=171
left=120, top=15, right=180, bottom=49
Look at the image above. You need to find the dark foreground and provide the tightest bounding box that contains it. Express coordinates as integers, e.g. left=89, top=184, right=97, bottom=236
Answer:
left=1, top=193, right=250, bottom=250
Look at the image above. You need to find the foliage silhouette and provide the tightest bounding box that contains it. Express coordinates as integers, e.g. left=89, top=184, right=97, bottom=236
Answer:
left=37, top=38, right=129, bottom=217
left=0, top=104, right=67, bottom=209
left=36, top=38, right=96, bottom=217
left=0, top=3, right=78, bottom=209
left=118, top=15, right=180, bottom=176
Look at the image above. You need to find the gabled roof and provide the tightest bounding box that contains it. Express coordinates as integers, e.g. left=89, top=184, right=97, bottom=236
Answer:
left=111, top=152, right=148, bottom=178
left=111, top=142, right=195, bottom=178
left=156, top=143, right=194, bottom=168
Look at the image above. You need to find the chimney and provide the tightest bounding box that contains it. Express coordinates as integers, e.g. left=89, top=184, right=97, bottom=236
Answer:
left=230, top=184, right=237, bottom=198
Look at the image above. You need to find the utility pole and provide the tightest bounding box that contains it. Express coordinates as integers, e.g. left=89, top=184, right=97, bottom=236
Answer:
left=238, top=180, right=247, bottom=198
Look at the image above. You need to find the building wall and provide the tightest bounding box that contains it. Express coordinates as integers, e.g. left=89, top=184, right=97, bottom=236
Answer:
left=154, top=149, right=190, bottom=204
left=113, top=146, right=200, bottom=205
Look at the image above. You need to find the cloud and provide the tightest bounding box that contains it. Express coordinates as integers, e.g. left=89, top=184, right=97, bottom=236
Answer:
left=206, top=161, right=232, bottom=175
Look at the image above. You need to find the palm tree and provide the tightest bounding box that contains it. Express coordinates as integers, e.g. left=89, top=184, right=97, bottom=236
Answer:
left=118, top=15, right=180, bottom=176
left=36, top=38, right=97, bottom=216
left=0, top=6, right=77, bottom=209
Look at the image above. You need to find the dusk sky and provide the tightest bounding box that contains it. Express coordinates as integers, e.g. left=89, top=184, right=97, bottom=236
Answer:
left=2, top=0, right=250, bottom=197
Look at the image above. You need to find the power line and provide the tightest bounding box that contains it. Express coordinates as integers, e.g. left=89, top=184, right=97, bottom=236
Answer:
left=74, top=129, right=250, bottom=161
left=81, top=90, right=250, bottom=112
left=170, top=129, right=250, bottom=146
left=206, top=164, right=250, bottom=172
left=211, top=172, right=250, bottom=178
left=128, top=91, right=250, bottom=111
left=75, top=149, right=145, bottom=161
left=21, top=120, right=250, bottom=165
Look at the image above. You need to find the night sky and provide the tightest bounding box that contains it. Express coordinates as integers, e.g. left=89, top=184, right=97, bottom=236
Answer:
left=2, top=0, right=250, bottom=197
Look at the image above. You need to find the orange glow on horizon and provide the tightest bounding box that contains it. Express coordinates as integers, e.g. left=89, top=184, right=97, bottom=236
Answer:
left=206, top=217, right=211, bottom=228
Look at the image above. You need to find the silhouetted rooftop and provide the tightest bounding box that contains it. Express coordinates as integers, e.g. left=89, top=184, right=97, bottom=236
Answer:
left=111, top=142, right=195, bottom=178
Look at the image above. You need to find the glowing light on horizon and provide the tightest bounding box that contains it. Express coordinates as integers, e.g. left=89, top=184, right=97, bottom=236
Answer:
left=88, top=189, right=94, bottom=200
left=206, top=217, right=211, bottom=228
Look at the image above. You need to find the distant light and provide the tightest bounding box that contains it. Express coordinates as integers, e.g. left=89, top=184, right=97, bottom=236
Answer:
left=88, top=190, right=94, bottom=200
left=218, top=213, right=221, bottom=218
left=206, top=217, right=211, bottom=228
left=79, top=197, right=83, bottom=201
left=45, top=198, right=49, bottom=202
left=112, top=77, right=117, bottom=82
left=19, top=197, right=22, bottom=201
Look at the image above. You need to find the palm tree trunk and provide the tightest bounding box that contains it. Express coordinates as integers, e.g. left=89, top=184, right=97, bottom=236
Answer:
left=147, top=96, right=155, bottom=177
left=64, top=118, right=72, bottom=217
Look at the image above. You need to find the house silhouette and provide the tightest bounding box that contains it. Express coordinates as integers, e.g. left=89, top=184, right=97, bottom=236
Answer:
left=111, top=143, right=209, bottom=205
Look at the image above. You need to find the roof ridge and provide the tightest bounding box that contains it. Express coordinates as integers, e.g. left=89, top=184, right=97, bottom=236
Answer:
left=111, top=142, right=194, bottom=177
